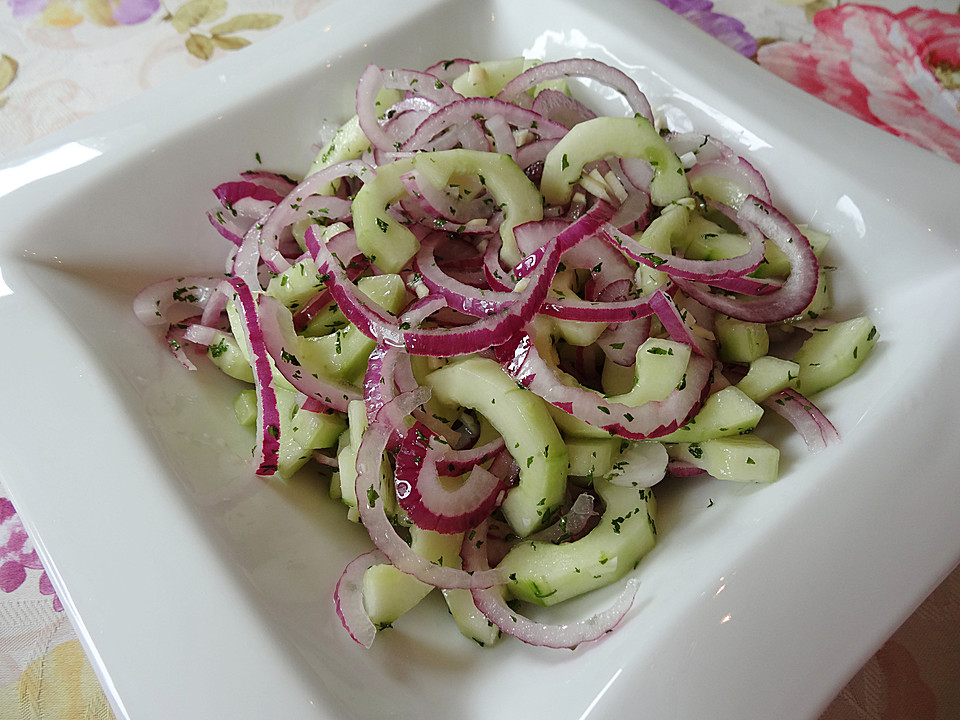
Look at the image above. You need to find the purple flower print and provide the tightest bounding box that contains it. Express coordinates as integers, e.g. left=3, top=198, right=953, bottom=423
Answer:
left=111, top=0, right=161, bottom=25
left=9, top=0, right=48, bottom=18
left=0, top=497, right=61, bottom=611
left=8, top=0, right=160, bottom=24
left=658, top=0, right=758, bottom=58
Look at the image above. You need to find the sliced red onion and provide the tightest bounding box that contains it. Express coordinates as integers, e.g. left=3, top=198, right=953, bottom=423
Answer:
left=538, top=295, right=657, bottom=323
left=671, top=196, right=819, bottom=323
left=403, top=97, right=566, bottom=153
left=763, top=388, right=840, bottom=453
left=133, top=275, right=222, bottom=327
left=394, top=423, right=508, bottom=534
left=512, top=201, right=615, bottom=280
left=600, top=213, right=765, bottom=281
left=498, top=325, right=713, bottom=440
left=220, top=278, right=281, bottom=476
left=496, top=58, right=653, bottom=125
left=310, top=223, right=560, bottom=357
left=461, top=521, right=639, bottom=648
left=164, top=320, right=200, bottom=370
left=258, top=294, right=361, bottom=413
left=531, top=88, right=597, bottom=128
left=237, top=169, right=298, bottom=194
left=214, top=180, right=287, bottom=208
left=232, top=212, right=270, bottom=290
left=353, top=393, right=508, bottom=589
left=257, top=160, right=373, bottom=274
left=415, top=234, right=514, bottom=317
left=206, top=209, right=247, bottom=248
left=648, top=289, right=715, bottom=358
left=334, top=549, right=389, bottom=648
left=357, top=64, right=464, bottom=155
left=423, top=58, right=475, bottom=83
left=667, top=457, right=706, bottom=477
left=181, top=322, right=220, bottom=347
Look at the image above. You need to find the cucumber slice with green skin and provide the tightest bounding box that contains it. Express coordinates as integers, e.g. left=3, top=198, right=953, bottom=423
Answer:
left=497, top=476, right=656, bottom=606
left=656, top=386, right=763, bottom=443
left=413, top=149, right=542, bottom=266
left=634, top=203, right=686, bottom=293
left=353, top=149, right=542, bottom=271
left=541, top=116, right=690, bottom=208
left=452, top=57, right=527, bottom=97
left=608, top=338, right=691, bottom=407
left=736, top=356, right=800, bottom=403
left=667, top=434, right=780, bottom=483
left=307, top=115, right=372, bottom=179
left=548, top=337, right=693, bottom=440
left=306, top=88, right=403, bottom=189
left=425, top=356, right=568, bottom=537
left=298, top=274, right=409, bottom=385
left=793, top=315, right=878, bottom=396
left=352, top=156, right=417, bottom=273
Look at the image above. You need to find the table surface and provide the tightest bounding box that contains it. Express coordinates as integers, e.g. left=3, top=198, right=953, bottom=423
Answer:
left=1, top=1, right=959, bottom=718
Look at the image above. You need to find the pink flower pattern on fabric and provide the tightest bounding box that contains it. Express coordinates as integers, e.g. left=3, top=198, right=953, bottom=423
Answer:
left=0, top=498, right=61, bottom=611
left=758, top=5, right=960, bottom=164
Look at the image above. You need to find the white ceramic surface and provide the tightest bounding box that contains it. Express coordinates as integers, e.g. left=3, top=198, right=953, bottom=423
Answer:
left=1, top=0, right=959, bottom=717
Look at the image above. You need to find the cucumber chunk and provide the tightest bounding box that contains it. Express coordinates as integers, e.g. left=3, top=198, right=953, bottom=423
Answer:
left=735, top=356, right=800, bottom=403
left=354, top=150, right=541, bottom=270
left=667, top=434, right=779, bottom=483
left=566, top=437, right=620, bottom=480
left=656, top=386, right=763, bottom=443
left=452, top=57, right=526, bottom=97
left=547, top=337, right=693, bottom=440
left=361, top=529, right=462, bottom=628
left=412, top=149, right=542, bottom=266
left=425, top=356, right=568, bottom=537
left=274, top=387, right=346, bottom=479
left=353, top=156, right=418, bottom=273
left=715, top=313, right=769, bottom=363
left=207, top=330, right=255, bottom=383
left=233, top=389, right=257, bottom=426
left=441, top=587, right=502, bottom=647
left=541, top=116, right=689, bottom=207
left=793, top=316, right=878, bottom=396
left=265, top=258, right=327, bottom=311
left=496, top=477, right=656, bottom=606
left=298, top=273, right=409, bottom=385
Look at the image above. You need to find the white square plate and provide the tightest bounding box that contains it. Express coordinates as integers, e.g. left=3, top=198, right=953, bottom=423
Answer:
left=2, top=0, right=960, bottom=717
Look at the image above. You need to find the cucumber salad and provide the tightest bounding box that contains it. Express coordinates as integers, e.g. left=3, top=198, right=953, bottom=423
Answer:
left=134, top=57, right=878, bottom=649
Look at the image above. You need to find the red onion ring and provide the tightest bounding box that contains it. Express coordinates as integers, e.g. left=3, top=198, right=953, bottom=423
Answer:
left=461, top=520, right=639, bottom=648
left=334, top=549, right=389, bottom=648
left=219, top=278, right=281, bottom=476
left=353, top=391, right=508, bottom=589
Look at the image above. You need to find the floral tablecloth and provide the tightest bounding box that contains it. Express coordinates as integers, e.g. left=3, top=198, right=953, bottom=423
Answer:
left=1, top=0, right=958, bottom=717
